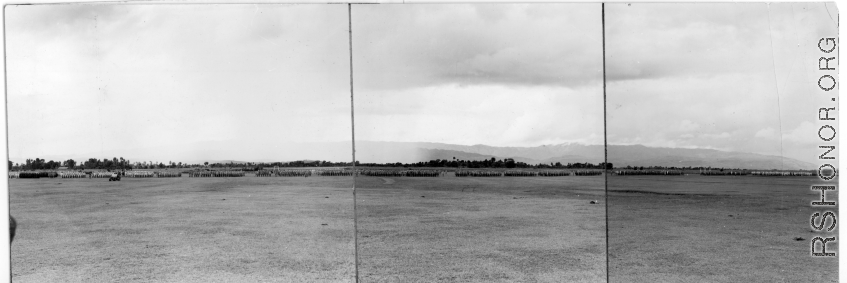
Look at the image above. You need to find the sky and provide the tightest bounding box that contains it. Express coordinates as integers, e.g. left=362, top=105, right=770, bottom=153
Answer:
left=6, top=4, right=352, bottom=163
left=4, top=3, right=839, bottom=166
left=606, top=3, right=839, bottom=165
left=352, top=4, right=605, bottom=148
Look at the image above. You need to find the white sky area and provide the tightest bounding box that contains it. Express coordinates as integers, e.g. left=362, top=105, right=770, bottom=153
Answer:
left=4, top=3, right=840, bottom=165
left=352, top=4, right=605, bottom=147
left=606, top=3, right=839, bottom=165
left=6, top=4, right=352, bottom=163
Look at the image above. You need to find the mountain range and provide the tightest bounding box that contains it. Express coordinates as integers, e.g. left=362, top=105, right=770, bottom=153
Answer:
left=356, top=141, right=814, bottom=170
left=13, top=140, right=814, bottom=170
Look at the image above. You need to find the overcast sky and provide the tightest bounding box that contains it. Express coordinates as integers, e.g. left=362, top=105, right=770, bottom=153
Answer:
left=606, top=3, right=839, bottom=165
left=6, top=4, right=352, bottom=163
left=5, top=3, right=838, bottom=165
left=352, top=4, right=605, bottom=148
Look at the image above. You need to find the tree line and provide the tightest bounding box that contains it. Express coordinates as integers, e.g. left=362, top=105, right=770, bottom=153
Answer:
left=616, top=165, right=760, bottom=171
left=357, top=157, right=612, bottom=169
left=208, top=160, right=354, bottom=170
left=10, top=157, right=138, bottom=171
left=9, top=157, right=355, bottom=171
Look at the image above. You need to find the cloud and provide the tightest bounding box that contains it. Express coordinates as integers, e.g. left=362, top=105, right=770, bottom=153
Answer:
left=352, top=4, right=603, bottom=91
left=6, top=5, right=353, bottom=162
left=678, top=120, right=700, bottom=132
left=754, top=127, right=777, bottom=139
left=605, top=3, right=774, bottom=82
left=606, top=3, right=838, bottom=164
left=356, top=84, right=603, bottom=147
left=351, top=4, right=604, bottom=148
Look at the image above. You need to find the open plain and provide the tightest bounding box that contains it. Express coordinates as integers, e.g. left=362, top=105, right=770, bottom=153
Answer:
left=10, top=176, right=355, bottom=283
left=608, top=175, right=838, bottom=283
left=356, top=174, right=606, bottom=283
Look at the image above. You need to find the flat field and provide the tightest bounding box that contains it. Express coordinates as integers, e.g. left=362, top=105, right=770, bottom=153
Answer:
left=608, top=175, right=838, bottom=282
left=10, top=177, right=355, bottom=282
left=356, top=175, right=606, bottom=283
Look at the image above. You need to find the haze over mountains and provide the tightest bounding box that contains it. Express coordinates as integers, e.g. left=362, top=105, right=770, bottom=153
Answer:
left=13, top=140, right=813, bottom=170
left=356, top=141, right=814, bottom=170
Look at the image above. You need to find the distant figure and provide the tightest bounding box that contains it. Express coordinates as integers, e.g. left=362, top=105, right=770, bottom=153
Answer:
left=10, top=216, right=16, bottom=243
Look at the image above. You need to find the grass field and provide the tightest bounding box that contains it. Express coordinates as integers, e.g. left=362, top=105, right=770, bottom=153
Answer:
left=356, top=175, right=606, bottom=282
left=10, top=177, right=355, bottom=282
left=608, top=175, right=838, bottom=282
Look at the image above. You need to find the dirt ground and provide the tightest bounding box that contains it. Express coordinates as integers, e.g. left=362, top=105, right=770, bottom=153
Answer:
left=10, top=177, right=355, bottom=283
left=16, top=173, right=822, bottom=282
left=355, top=176, right=607, bottom=283
left=608, top=175, right=838, bottom=283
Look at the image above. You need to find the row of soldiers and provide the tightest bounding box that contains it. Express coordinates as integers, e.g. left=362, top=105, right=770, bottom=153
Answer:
left=357, top=169, right=445, bottom=177
left=9, top=172, right=57, bottom=178
left=255, top=170, right=311, bottom=177
left=156, top=171, right=182, bottom=178
left=9, top=171, right=138, bottom=179
left=125, top=171, right=155, bottom=178
left=314, top=170, right=353, bottom=177
left=357, top=169, right=408, bottom=177
left=700, top=171, right=747, bottom=176
left=750, top=171, right=814, bottom=176
left=503, top=170, right=541, bottom=177
left=537, top=170, right=572, bottom=177
left=456, top=170, right=504, bottom=177
left=89, top=172, right=114, bottom=178
left=188, top=171, right=245, bottom=177
left=398, top=170, right=442, bottom=177
left=59, top=172, right=88, bottom=178
left=272, top=170, right=311, bottom=177
left=456, top=170, right=597, bottom=177
left=614, top=170, right=684, bottom=175
left=414, top=170, right=442, bottom=177
left=572, top=170, right=603, bottom=176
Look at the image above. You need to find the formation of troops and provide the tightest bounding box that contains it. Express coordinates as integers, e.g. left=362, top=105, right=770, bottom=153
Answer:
left=613, top=170, right=685, bottom=175
left=358, top=169, right=444, bottom=177
left=188, top=171, right=245, bottom=177
left=572, top=170, right=604, bottom=176
left=8, top=168, right=820, bottom=180
left=156, top=171, right=182, bottom=178
left=256, top=169, right=312, bottom=177
left=399, top=170, right=442, bottom=177
left=59, top=171, right=88, bottom=178
left=503, top=170, right=541, bottom=177
left=314, top=170, right=354, bottom=177
left=10, top=172, right=56, bottom=178
left=700, top=170, right=747, bottom=176
left=751, top=171, right=814, bottom=176
left=125, top=171, right=155, bottom=178
left=357, top=169, right=409, bottom=177
left=89, top=172, right=114, bottom=178
left=537, top=170, right=571, bottom=177
left=456, top=170, right=503, bottom=177
left=456, top=170, right=598, bottom=177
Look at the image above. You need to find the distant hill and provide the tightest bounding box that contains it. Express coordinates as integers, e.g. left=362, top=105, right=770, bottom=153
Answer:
left=607, top=144, right=813, bottom=170
left=356, top=141, right=813, bottom=170
left=197, top=159, right=325, bottom=165
left=356, top=141, right=602, bottom=164
left=202, top=160, right=251, bottom=164
left=16, top=140, right=811, bottom=171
